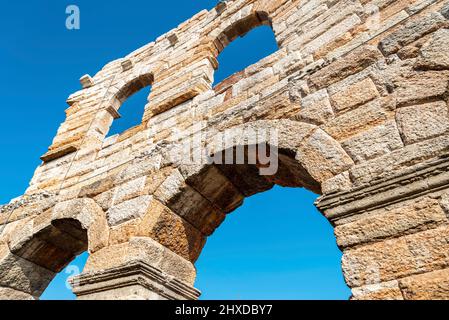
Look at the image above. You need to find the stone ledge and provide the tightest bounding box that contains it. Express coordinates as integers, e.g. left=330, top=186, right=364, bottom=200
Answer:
left=316, top=155, right=449, bottom=221
left=40, top=144, right=78, bottom=163
left=70, top=260, right=201, bottom=300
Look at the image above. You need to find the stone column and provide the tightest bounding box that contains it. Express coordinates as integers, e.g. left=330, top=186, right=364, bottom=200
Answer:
left=316, top=157, right=449, bottom=300
left=70, top=237, right=201, bottom=300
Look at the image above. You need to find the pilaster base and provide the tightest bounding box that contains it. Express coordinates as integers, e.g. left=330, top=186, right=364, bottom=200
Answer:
left=70, top=260, right=201, bottom=300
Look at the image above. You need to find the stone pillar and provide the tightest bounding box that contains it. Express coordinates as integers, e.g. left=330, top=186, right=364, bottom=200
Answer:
left=316, top=157, right=449, bottom=300
left=70, top=237, right=201, bottom=300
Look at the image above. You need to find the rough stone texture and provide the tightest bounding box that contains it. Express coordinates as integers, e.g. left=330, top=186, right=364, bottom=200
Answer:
left=2, top=0, right=449, bottom=300
left=399, top=268, right=449, bottom=300
left=351, top=280, right=404, bottom=300
left=329, top=77, right=380, bottom=113
left=296, top=89, right=334, bottom=125
left=107, top=195, right=153, bottom=226
left=342, top=225, right=449, bottom=288
left=341, top=120, right=404, bottom=163
left=379, top=12, right=448, bottom=55
left=396, top=101, right=449, bottom=144
left=415, top=29, right=449, bottom=70
left=335, top=198, right=448, bottom=248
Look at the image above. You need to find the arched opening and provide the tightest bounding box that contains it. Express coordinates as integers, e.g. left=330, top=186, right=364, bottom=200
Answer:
left=0, top=198, right=108, bottom=300
left=40, top=252, right=89, bottom=300
left=2, top=218, right=89, bottom=299
left=158, top=120, right=354, bottom=299
left=212, top=12, right=279, bottom=86
left=195, top=186, right=351, bottom=300
left=106, top=73, right=153, bottom=137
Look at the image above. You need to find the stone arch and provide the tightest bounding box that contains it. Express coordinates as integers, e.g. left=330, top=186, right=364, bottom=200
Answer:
left=152, top=120, right=354, bottom=263
left=89, top=68, right=154, bottom=139
left=106, top=67, right=154, bottom=112
left=0, top=198, right=108, bottom=299
left=209, top=9, right=274, bottom=55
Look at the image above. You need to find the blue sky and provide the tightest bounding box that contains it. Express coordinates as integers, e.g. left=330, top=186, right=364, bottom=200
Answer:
left=1, top=1, right=350, bottom=300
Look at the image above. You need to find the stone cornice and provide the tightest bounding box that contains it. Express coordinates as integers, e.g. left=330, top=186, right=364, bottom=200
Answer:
left=70, top=260, right=201, bottom=300
left=316, top=155, right=449, bottom=221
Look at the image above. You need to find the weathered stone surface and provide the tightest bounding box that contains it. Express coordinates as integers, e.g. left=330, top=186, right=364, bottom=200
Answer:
left=399, top=268, right=449, bottom=300
left=137, top=199, right=206, bottom=262
left=72, top=259, right=200, bottom=300
left=329, top=77, right=380, bottom=113
left=154, top=170, right=225, bottom=236
left=416, top=29, right=449, bottom=70
left=297, top=129, right=354, bottom=183
left=395, top=70, right=448, bottom=107
left=296, top=89, right=334, bottom=124
left=308, top=45, right=383, bottom=89
left=3, top=0, right=449, bottom=300
left=379, top=13, right=447, bottom=55
left=321, top=171, right=352, bottom=195
left=396, top=101, right=449, bottom=144
left=350, top=134, right=449, bottom=185
left=0, top=244, right=55, bottom=297
left=323, top=97, right=394, bottom=141
left=112, top=176, right=146, bottom=205
left=335, top=198, right=448, bottom=248
left=83, top=237, right=197, bottom=285
left=0, top=288, right=34, bottom=300
left=107, top=195, right=153, bottom=226
left=351, top=280, right=404, bottom=300
left=341, top=120, right=403, bottom=163
left=342, top=226, right=449, bottom=287
left=442, top=3, right=449, bottom=19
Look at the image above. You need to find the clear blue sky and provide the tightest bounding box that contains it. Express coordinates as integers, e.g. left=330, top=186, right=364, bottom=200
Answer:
left=1, top=1, right=350, bottom=300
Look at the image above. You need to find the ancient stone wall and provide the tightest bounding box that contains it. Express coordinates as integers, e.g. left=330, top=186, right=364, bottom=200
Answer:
left=1, top=0, right=449, bottom=300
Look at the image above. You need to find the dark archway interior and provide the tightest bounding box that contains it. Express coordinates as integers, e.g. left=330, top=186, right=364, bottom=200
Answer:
left=12, top=219, right=87, bottom=274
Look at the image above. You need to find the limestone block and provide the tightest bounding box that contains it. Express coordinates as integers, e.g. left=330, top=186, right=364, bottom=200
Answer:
left=107, top=195, right=153, bottom=226
left=396, top=101, right=449, bottom=144
left=321, top=171, right=352, bottom=195
left=395, top=70, right=448, bottom=106
left=0, top=288, right=34, bottom=300
left=308, top=45, right=383, bottom=89
left=335, top=198, right=448, bottom=248
left=301, top=14, right=362, bottom=56
left=351, top=280, right=404, bottom=300
left=78, top=177, right=114, bottom=198
left=341, top=120, right=404, bottom=163
left=416, top=29, right=449, bottom=70
left=297, top=89, right=334, bottom=125
left=324, top=97, right=394, bottom=141
left=399, top=268, right=449, bottom=300
left=342, top=226, right=449, bottom=287
left=379, top=12, right=447, bottom=55
left=350, top=134, right=449, bottom=185
left=112, top=176, right=146, bottom=205
left=83, top=237, right=197, bottom=285
left=113, top=154, right=162, bottom=185
left=297, top=129, right=354, bottom=183
left=329, top=77, right=380, bottom=113
left=80, top=74, right=94, bottom=89
left=154, top=169, right=226, bottom=235
left=137, top=199, right=206, bottom=262
left=179, top=164, right=244, bottom=213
